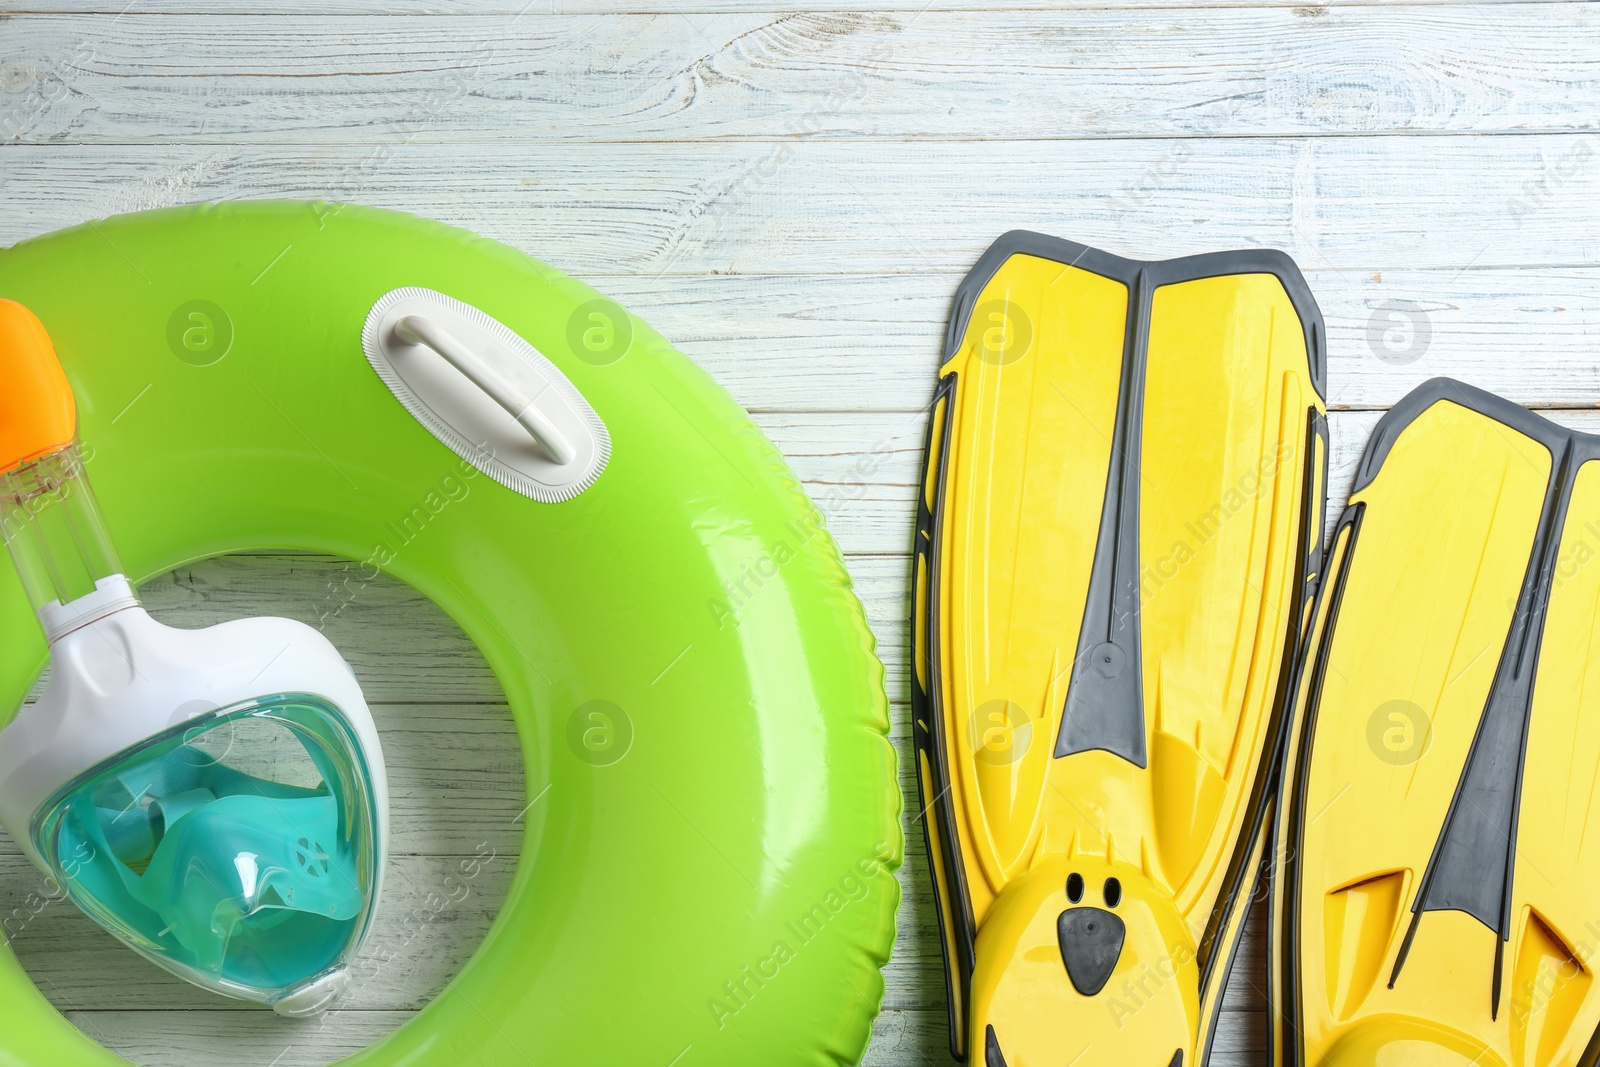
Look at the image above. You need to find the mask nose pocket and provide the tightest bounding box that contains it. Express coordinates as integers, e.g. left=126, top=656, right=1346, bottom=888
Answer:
left=30, top=695, right=381, bottom=1013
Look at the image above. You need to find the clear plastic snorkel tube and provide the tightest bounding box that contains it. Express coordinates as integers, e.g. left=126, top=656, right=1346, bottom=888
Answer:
left=0, top=299, right=388, bottom=1017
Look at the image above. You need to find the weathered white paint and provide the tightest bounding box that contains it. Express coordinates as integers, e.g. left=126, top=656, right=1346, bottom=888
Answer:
left=0, top=0, right=1565, bottom=13
left=3, top=140, right=1599, bottom=280
left=2, top=3, right=1597, bottom=1064
left=4, top=11, right=1597, bottom=142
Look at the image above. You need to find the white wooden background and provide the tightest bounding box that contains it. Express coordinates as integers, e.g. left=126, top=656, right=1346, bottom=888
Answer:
left=2, top=3, right=1598, bottom=1064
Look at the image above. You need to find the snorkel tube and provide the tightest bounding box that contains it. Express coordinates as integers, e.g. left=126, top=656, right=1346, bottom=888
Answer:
left=0, top=299, right=388, bottom=1017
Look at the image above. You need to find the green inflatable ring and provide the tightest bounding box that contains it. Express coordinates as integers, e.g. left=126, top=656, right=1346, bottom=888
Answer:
left=0, top=202, right=900, bottom=1066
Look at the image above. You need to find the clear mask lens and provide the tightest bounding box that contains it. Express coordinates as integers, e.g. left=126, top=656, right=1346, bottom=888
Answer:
left=31, top=695, right=380, bottom=1009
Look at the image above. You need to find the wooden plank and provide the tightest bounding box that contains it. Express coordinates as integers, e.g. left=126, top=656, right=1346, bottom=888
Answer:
left=5, top=8, right=1597, bottom=143
left=0, top=0, right=1584, bottom=1062
left=16, top=251, right=1592, bottom=415
left=768, top=407, right=1436, bottom=557
left=598, top=267, right=1600, bottom=413
left=783, top=406, right=1600, bottom=555
left=0, top=0, right=1560, bottom=14
left=5, top=138, right=1600, bottom=277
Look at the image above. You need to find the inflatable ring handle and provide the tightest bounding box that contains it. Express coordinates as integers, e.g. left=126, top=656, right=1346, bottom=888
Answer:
left=392, top=313, right=576, bottom=465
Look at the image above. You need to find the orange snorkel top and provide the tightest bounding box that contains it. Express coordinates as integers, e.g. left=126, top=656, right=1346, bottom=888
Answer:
left=0, top=299, right=76, bottom=476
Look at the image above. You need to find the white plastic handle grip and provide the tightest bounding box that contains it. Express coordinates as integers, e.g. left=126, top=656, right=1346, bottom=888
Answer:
left=392, top=315, right=575, bottom=465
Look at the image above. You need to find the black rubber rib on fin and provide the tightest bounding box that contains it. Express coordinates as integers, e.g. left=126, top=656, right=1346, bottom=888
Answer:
left=1332, top=379, right=1599, bottom=1022
left=909, top=372, right=977, bottom=1062
left=985, top=1025, right=1008, bottom=1067
left=1169, top=1051, right=1185, bottom=1067
left=1279, top=500, right=1367, bottom=1067
left=1056, top=266, right=1150, bottom=766
left=1391, top=434, right=1576, bottom=1017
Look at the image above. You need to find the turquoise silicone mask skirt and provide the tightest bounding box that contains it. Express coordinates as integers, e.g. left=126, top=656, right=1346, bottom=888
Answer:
left=31, top=696, right=380, bottom=1004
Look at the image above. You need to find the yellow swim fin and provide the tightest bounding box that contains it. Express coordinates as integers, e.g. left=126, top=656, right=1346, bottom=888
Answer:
left=912, top=232, right=1328, bottom=1066
left=1274, top=380, right=1600, bottom=1067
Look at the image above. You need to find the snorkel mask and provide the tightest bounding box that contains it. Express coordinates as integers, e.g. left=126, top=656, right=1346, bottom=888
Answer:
left=0, top=300, right=388, bottom=1016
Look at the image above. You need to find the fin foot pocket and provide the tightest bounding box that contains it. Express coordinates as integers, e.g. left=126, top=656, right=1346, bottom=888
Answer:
left=1321, top=1018, right=1504, bottom=1067
left=969, top=861, right=1196, bottom=1067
